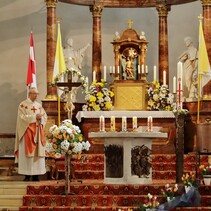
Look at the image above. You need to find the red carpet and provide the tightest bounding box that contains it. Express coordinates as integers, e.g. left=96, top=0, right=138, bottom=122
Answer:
left=19, top=153, right=211, bottom=210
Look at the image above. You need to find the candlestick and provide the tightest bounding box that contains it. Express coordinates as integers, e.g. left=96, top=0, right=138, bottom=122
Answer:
left=99, top=115, right=105, bottom=132
left=153, top=65, right=157, bottom=81
left=110, top=116, right=116, bottom=131
left=173, top=76, right=176, bottom=94
left=147, top=116, right=153, bottom=132
left=93, top=70, right=96, bottom=82
left=163, top=70, right=166, bottom=86
left=141, top=64, right=144, bottom=74
left=85, top=76, right=89, bottom=92
left=103, top=66, right=107, bottom=81
left=122, top=116, right=127, bottom=132
left=132, top=116, right=137, bottom=130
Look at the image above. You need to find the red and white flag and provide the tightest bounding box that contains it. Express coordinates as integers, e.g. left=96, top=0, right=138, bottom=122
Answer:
left=26, top=32, right=37, bottom=93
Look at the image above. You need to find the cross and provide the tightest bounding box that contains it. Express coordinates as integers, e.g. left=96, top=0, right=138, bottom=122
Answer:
left=31, top=106, right=37, bottom=113
left=56, top=72, right=81, bottom=93
left=128, top=20, right=133, bottom=29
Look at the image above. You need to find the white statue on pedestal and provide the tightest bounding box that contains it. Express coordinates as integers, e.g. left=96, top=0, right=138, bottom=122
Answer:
left=63, top=38, right=90, bottom=102
left=179, top=37, right=198, bottom=99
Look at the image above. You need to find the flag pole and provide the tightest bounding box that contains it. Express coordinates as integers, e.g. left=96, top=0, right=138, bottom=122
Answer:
left=197, top=74, right=201, bottom=124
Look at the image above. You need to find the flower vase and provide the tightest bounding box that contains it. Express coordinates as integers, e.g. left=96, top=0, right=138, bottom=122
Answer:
left=185, top=185, right=191, bottom=193
left=203, top=175, right=211, bottom=185
left=167, top=197, right=175, bottom=202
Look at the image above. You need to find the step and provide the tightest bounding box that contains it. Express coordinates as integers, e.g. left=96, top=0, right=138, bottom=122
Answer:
left=0, top=207, right=19, bottom=211
left=0, top=194, right=23, bottom=207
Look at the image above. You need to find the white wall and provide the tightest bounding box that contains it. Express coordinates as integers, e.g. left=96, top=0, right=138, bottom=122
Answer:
left=0, top=0, right=201, bottom=132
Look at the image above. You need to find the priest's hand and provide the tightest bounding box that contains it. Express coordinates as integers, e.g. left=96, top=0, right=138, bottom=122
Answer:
left=36, top=113, right=42, bottom=120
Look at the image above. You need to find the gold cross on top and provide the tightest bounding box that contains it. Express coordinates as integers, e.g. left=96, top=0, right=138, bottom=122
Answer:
left=198, top=14, right=203, bottom=21
left=128, top=20, right=133, bottom=29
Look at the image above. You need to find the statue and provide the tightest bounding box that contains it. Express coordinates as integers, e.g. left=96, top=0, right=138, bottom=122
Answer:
left=179, top=37, right=198, bottom=99
left=139, top=31, right=146, bottom=40
left=63, top=38, right=90, bottom=102
left=122, top=47, right=138, bottom=79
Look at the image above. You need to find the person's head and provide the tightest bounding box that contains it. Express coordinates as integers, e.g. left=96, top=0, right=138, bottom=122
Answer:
left=184, top=37, right=192, bottom=47
left=28, top=87, right=39, bottom=102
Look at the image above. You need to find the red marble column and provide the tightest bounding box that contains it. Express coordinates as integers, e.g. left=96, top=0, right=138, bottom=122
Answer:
left=90, top=5, right=103, bottom=82
left=45, top=0, right=57, bottom=99
left=156, top=3, right=170, bottom=86
left=201, top=0, right=211, bottom=99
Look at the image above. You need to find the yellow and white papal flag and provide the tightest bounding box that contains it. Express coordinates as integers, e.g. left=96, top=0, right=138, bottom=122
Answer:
left=198, top=16, right=211, bottom=97
left=53, top=21, right=66, bottom=82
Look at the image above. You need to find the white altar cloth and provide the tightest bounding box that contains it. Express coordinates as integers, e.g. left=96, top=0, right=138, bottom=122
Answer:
left=76, top=111, right=175, bottom=122
left=89, top=127, right=168, bottom=184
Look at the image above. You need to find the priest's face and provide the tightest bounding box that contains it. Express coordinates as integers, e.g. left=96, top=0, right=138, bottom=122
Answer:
left=28, top=88, right=39, bottom=102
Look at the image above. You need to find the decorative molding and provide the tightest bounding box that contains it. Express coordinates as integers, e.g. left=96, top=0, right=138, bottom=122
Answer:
left=45, top=0, right=58, bottom=8
left=201, top=0, right=211, bottom=6
left=89, top=5, right=103, bottom=17
left=156, top=2, right=171, bottom=16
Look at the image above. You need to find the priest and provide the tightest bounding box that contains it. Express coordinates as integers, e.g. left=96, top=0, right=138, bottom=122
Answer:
left=15, top=87, right=47, bottom=181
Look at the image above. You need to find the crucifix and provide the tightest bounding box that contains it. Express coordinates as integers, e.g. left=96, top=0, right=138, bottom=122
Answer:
left=56, top=72, right=82, bottom=119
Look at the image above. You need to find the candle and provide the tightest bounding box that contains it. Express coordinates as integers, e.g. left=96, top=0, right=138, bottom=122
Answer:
left=109, top=66, right=112, bottom=74
left=113, top=66, right=115, bottom=74
left=141, top=64, right=144, bottom=74
left=153, top=65, right=157, bottom=81
left=138, top=65, right=140, bottom=74
left=58, top=96, right=60, bottom=125
left=173, top=76, right=176, bottom=94
left=132, top=116, right=137, bottom=130
left=163, top=70, right=166, bottom=86
left=146, top=65, right=148, bottom=74
left=93, top=70, right=96, bottom=82
left=110, top=116, right=116, bottom=131
left=147, top=116, right=153, bottom=132
left=122, top=116, right=127, bottom=132
left=117, top=66, right=120, bottom=74
left=103, top=66, right=107, bottom=81
left=99, top=115, right=105, bottom=132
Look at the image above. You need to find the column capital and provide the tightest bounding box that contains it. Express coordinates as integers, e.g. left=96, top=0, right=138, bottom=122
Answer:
left=156, top=1, right=171, bottom=17
left=201, top=0, right=211, bottom=6
left=89, top=5, right=103, bottom=17
left=45, top=0, right=58, bottom=8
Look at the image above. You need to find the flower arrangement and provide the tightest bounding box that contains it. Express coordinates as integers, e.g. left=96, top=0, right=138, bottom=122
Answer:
left=147, top=80, right=176, bottom=111
left=198, top=164, right=211, bottom=176
left=181, top=172, right=197, bottom=187
left=46, top=119, right=91, bottom=158
left=53, top=68, right=88, bottom=91
left=82, top=79, right=114, bottom=111
left=140, top=193, right=160, bottom=210
left=161, top=183, right=179, bottom=200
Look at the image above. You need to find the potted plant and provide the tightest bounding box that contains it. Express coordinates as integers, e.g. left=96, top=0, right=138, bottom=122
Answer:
left=198, top=164, right=211, bottom=185
left=161, top=183, right=179, bottom=201
left=140, top=193, right=160, bottom=211
left=181, top=172, right=197, bottom=193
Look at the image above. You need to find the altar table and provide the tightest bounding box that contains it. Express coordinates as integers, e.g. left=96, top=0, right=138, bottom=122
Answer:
left=88, top=126, right=168, bottom=184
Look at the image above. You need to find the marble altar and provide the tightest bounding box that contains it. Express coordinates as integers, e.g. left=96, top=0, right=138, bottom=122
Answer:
left=88, top=126, right=168, bottom=184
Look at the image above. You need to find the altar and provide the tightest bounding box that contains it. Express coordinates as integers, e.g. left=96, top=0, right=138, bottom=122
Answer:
left=76, top=111, right=176, bottom=154
left=88, top=126, right=168, bottom=184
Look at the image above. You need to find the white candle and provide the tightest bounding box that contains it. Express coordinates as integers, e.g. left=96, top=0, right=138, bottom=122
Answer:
left=141, top=64, right=144, bottom=74
left=146, top=65, right=148, bottom=74
left=138, top=65, right=140, bottom=74
left=153, top=65, right=157, bottom=81
left=163, top=70, right=166, bottom=86
left=103, top=65, right=107, bottom=81
left=132, top=116, right=137, bottom=130
left=93, top=70, right=96, bottom=82
left=122, top=116, right=127, bottom=132
left=99, top=115, right=105, bottom=132
left=109, top=66, right=112, bottom=74
left=173, top=76, right=176, bottom=94
left=113, top=66, right=115, bottom=74
left=117, top=66, right=120, bottom=74
left=110, top=116, right=115, bottom=131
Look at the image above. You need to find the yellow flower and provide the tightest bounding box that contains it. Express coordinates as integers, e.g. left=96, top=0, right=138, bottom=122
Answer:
left=97, top=92, right=104, bottom=98
left=105, top=101, right=112, bottom=109
left=78, top=135, right=83, bottom=142
left=89, top=95, right=96, bottom=102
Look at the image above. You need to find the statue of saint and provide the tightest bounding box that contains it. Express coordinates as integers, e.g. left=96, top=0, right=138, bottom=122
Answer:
left=63, top=38, right=90, bottom=102
left=179, top=37, right=198, bottom=99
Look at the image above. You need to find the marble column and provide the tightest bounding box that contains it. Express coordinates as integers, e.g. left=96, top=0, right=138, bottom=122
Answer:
left=156, top=2, right=170, bottom=86
left=201, top=0, right=211, bottom=99
left=45, top=0, right=57, bottom=99
left=90, top=5, right=103, bottom=82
